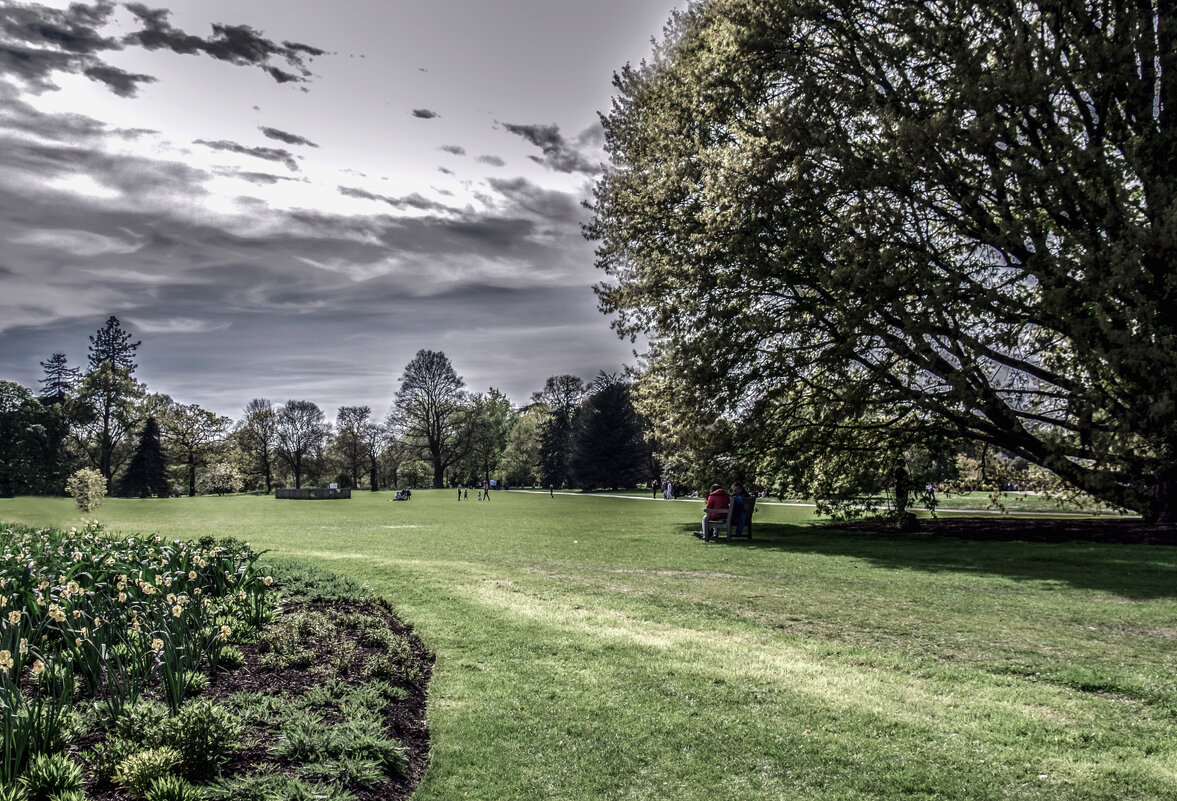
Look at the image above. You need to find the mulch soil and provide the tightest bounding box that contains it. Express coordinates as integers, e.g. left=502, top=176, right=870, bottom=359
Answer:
left=823, top=515, right=1177, bottom=546
left=75, top=598, right=433, bottom=801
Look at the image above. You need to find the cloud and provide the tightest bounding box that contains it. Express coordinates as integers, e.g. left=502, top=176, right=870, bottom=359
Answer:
left=10, top=227, right=143, bottom=256
left=128, top=316, right=230, bottom=334
left=0, top=2, right=324, bottom=97
left=476, top=155, right=505, bottom=167
left=485, top=177, right=583, bottom=225
left=259, top=126, right=319, bottom=148
left=336, top=186, right=451, bottom=213
left=411, top=108, right=440, bottom=119
left=195, top=139, right=299, bottom=171
left=439, top=144, right=465, bottom=156
left=81, top=63, right=156, bottom=96
left=501, top=121, right=603, bottom=175
left=124, top=4, right=322, bottom=85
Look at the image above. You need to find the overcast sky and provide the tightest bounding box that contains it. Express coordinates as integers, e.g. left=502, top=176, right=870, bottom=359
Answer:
left=0, top=0, right=680, bottom=418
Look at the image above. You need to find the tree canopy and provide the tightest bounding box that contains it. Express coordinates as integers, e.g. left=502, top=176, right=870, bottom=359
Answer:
left=589, top=0, right=1177, bottom=520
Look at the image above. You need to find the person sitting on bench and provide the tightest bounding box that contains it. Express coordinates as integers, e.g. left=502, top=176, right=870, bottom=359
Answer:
left=702, top=483, right=731, bottom=541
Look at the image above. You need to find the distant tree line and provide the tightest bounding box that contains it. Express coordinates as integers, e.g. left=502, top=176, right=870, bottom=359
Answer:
left=0, top=321, right=658, bottom=498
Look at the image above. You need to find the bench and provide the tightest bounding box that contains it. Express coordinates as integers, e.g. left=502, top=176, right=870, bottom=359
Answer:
left=699, top=496, right=755, bottom=542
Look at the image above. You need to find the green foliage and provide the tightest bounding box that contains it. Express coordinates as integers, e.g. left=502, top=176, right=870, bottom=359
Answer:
left=589, top=0, right=1177, bottom=521
left=145, top=774, right=203, bottom=801
left=64, top=468, right=106, bottom=512
left=0, top=785, right=27, bottom=801
left=90, top=736, right=141, bottom=787
left=205, top=770, right=356, bottom=801
left=17, top=753, right=84, bottom=801
left=113, top=747, right=181, bottom=797
left=0, top=381, right=64, bottom=497
left=159, top=701, right=242, bottom=781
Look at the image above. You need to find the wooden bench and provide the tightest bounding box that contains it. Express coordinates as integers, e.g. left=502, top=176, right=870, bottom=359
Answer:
left=700, top=496, right=755, bottom=542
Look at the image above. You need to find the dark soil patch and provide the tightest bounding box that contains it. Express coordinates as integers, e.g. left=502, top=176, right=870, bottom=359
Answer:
left=824, top=516, right=1177, bottom=546
left=75, top=597, right=433, bottom=801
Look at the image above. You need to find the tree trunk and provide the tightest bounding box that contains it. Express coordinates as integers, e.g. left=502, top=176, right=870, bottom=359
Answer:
left=1147, top=470, right=1177, bottom=524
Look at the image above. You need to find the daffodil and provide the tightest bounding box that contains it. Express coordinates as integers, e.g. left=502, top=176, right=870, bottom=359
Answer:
left=0, top=650, right=12, bottom=674
left=6, top=610, right=19, bottom=625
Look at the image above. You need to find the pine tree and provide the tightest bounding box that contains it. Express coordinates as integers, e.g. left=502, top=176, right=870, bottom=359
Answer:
left=117, top=417, right=170, bottom=498
left=88, top=316, right=140, bottom=372
left=38, top=353, right=79, bottom=405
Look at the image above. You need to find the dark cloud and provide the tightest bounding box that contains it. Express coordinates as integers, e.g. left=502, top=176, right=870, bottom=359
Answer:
left=437, top=166, right=454, bottom=175
left=195, top=139, right=299, bottom=171
left=411, top=108, right=440, bottom=119
left=486, top=177, right=583, bottom=225
left=0, top=1, right=128, bottom=92
left=232, top=171, right=301, bottom=185
left=259, top=126, right=319, bottom=148
left=439, top=144, right=465, bottom=156
left=476, top=155, right=505, bottom=167
left=502, top=121, right=603, bottom=175
left=82, top=64, right=156, bottom=97
left=336, top=185, right=450, bottom=213
left=0, top=2, right=324, bottom=97
left=123, top=3, right=320, bottom=85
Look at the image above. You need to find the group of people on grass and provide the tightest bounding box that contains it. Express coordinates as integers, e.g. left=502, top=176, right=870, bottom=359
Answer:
left=701, top=481, right=753, bottom=541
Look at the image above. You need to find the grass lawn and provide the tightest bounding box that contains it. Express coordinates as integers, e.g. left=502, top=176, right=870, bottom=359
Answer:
left=3, top=491, right=1175, bottom=800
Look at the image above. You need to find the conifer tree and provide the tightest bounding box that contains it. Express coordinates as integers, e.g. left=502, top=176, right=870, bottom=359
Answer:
left=117, top=416, right=170, bottom=498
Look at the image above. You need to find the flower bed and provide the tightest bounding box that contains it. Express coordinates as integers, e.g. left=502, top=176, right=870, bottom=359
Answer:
left=0, top=522, right=432, bottom=801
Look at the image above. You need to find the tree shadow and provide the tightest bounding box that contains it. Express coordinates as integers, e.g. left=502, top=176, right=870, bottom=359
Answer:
left=679, top=521, right=1177, bottom=600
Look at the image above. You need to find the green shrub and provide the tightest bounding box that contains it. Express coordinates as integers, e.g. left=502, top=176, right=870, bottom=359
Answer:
left=113, top=699, right=169, bottom=744
left=90, top=736, right=141, bottom=786
left=160, top=701, right=242, bottom=781
left=182, top=670, right=209, bottom=697
left=64, top=468, right=106, bottom=512
left=17, top=753, right=84, bottom=801
left=113, top=747, right=181, bottom=797
left=214, top=645, right=244, bottom=670
left=145, top=774, right=203, bottom=801
left=205, top=772, right=357, bottom=801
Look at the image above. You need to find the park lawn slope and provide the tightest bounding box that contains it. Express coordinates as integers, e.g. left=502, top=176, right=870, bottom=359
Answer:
left=3, top=490, right=1175, bottom=800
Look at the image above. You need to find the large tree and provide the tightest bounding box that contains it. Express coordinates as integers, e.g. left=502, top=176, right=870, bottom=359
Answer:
left=237, top=398, right=278, bottom=492
left=161, top=401, right=232, bottom=497
left=67, top=362, right=145, bottom=488
left=72, top=316, right=144, bottom=488
left=589, top=0, right=1177, bottom=521
left=462, top=388, right=517, bottom=486
left=0, top=381, right=63, bottom=496
left=568, top=373, right=652, bottom=491
left=388, top=350, right=470, bottom=489
left=332, top=406, right=373, bottom=488
left=274, top=400, right=329, bottom=489
left=116, top=416, right=170, bottom=498
left=532, top=375, right=586, bottom=490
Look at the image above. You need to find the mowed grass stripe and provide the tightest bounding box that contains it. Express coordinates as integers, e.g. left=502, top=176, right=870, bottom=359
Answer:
left=2, top=490, right=1175, bottom=800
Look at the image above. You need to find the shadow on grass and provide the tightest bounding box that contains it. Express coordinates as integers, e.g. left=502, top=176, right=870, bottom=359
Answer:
left=679, top=522, right=1177, bottom=600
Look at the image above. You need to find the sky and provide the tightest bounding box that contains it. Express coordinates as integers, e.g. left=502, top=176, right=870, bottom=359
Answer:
left=0, top=0, right=681, bottom=419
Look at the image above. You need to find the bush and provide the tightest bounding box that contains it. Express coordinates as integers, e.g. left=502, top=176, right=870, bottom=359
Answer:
left=113, top=747, right=181, bottom=797
left=145, top=774, right=203, bottom=801
left=17, top=753, right=84, bottom=801
left=160, top=701, right=242, bottom=781
left=64, top=467, right=106, bottom=512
